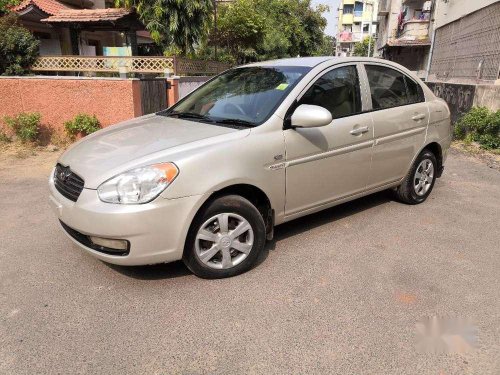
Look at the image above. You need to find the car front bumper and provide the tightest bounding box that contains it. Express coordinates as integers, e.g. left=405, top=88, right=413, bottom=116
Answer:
left=48, top=174, right=205, bottom=266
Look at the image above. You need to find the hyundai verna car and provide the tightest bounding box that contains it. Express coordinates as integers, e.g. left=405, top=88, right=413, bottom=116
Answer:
left=49, top=57, right=451, bottom=278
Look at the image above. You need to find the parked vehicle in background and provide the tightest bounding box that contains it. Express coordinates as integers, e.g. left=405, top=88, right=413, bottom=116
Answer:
left=49, top=57, right=451, bottom=278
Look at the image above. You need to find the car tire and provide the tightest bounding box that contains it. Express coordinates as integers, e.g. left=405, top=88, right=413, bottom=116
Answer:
left=395, top=149, right=437, bottom=205
left=183, top=195, right=267, bottom=279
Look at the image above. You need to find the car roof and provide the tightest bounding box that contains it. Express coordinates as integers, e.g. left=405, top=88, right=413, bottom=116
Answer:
left=243, top=56, right=388, bottom=68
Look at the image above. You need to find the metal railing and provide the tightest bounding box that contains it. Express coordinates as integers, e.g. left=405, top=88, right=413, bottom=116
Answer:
left=31, top=56, right=231, bottom=76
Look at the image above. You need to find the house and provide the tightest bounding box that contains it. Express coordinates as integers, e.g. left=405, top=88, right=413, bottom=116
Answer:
left=336, top=0, right=379, bottom=57
left=376, top=0, right=433, bottom=78
left=11, top=0, right=152, bottom=56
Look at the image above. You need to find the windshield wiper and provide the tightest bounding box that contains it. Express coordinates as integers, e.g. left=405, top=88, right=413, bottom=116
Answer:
left=213, top=118, right=255, bottom=128
left=167, top=111, right=214, bottom=122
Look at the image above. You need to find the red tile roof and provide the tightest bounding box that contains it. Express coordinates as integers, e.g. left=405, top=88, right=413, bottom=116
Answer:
left=41, top=8, right=132, bottom=22
left=11, top=0, right=71, bottom=16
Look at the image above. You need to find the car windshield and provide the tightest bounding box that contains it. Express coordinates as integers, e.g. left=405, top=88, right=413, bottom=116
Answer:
left=163, top=66, right=311, bottom=127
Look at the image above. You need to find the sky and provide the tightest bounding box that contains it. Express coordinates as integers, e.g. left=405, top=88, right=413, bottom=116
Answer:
left=311, top=0, right=341, bottom=36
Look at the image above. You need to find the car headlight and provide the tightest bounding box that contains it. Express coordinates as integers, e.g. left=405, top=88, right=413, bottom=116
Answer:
left=97, top=162, right=179, bottom=204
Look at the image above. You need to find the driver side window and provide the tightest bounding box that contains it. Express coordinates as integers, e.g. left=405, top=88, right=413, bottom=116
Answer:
left=299, top=65, right=362, bottom=119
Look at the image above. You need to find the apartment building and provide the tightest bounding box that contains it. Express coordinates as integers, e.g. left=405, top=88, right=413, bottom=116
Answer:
left=376, top=0, right=433, bottom=78
left=336, top=0, right=379, bottom=56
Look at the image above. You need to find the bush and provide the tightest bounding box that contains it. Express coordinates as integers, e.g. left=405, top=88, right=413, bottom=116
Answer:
left=64, top=114, right=100, bottom=139
left=4, top=112, right=41, bottom=142
left=455, top=107, right=500, bottom=150
left=0, top=130, right=11, bottom=142
left=0, top=14, right=39, bottom=75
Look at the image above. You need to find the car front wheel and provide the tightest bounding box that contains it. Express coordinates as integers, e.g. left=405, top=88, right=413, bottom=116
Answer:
left=183, top=195, right=266, bottom=278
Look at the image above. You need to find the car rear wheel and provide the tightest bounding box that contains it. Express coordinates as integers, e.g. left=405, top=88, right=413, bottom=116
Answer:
left=395, top=149, right=437, bottom=205
left=183, top=195, right=266, bottom=278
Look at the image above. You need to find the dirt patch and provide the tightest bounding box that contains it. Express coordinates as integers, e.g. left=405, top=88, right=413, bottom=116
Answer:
left=451, top=142, right=500, bottom=172
left=0, top=142, right=63, bottom=178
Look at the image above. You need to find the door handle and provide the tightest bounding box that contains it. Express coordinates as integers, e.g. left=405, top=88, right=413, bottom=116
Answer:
left=412, top=114, right=426, bottom=121
left=350, top=126, right=369, bottom=135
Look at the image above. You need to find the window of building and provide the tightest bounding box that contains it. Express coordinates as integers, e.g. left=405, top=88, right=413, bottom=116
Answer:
left=299, top=66, right=361, bottom=119
left=343, top=5, right=354, bottom=14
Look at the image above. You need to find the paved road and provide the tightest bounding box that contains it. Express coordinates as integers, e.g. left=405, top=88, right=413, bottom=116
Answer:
left=1, top=149, right=499, bottom=374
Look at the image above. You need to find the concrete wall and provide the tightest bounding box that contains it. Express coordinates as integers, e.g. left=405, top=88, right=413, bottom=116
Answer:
left=426, top=81, right=500, bottom=123
left=474, top=85, right=500, bottom=111
left=377, top=0, right=401, bottom=51
left=0, top=76, right=202, bottom=137
left=0, top=76, right=142, bottom=135
left=433, top=0, right=498, bottom=29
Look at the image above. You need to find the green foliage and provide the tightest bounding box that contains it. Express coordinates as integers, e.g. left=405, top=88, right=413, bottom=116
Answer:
left=455, top=107, right=500, bottom=150
left=353, top=36, right=375, bottom=57
left=212, top=0, right=328, bottom=63
left=0, top=0, right=20, bottom=15
left=0, top=130, right=11, bottom=142
left=64, top=114, right=101, bottom=139
left=0, top=14, right=39, bottom=75
left=4, top=112, right=41, bottom=142
left=115, top=0, right=213, bottom=55
left=313, top=35, right=336, bottom=56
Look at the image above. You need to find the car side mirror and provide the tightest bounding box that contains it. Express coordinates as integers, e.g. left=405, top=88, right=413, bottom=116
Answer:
left=291, top=104, right=332, bottom=129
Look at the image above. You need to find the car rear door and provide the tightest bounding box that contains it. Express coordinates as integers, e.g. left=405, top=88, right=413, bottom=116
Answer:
left=363, top=64, right=428, bottom=190
left=284, top=63, right=374, bottom=217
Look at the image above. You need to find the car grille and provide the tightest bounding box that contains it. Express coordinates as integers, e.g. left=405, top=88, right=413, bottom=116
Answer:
left=54, top=164, right=84, bottom=202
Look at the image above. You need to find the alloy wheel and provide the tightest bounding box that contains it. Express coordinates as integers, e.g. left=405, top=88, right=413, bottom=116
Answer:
left=414, top=158, right=434, bottom=196
left=194, top=213, right=254, bottom=269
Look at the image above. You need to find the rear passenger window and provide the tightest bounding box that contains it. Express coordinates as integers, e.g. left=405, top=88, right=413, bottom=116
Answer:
left=365, top=65, right=408, bottom=110
left=299, top=65, right=361, bottom=119
left=405, top=76, right=425, bottom=104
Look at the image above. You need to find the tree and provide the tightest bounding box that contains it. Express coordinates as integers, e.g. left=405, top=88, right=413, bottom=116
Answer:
left=115, top=0, right=213, bottom=55
left=0, top=0, right=20, bottom=15
left=212, top=0, right=328, bottom=63
left=213, top=0, right=265, bottom=63
left=353, top=36, right=375, bottom=57
left=0, top=14, right=39, bottom=75
left=313, top=35, right=336, bottom=56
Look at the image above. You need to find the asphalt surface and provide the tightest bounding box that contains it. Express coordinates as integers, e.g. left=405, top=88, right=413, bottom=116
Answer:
left=0, top=149, right=499, bottom=374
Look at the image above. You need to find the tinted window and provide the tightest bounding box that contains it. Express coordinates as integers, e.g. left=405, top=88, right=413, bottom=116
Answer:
left=365, top=65, right=408, bottom=109
left=299, top=65, right=361, bottom=119
left=405, top=76, right=425, bottom=104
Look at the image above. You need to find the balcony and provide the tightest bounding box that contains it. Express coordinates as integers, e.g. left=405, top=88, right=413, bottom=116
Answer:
left=341, top=13, right=354, bottom=24
left=378, top=0, right=390, bottom=16
left=399, top=19, right=430, bottom=39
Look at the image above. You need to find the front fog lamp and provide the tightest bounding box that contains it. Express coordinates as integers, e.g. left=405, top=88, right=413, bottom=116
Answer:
left=90, top=236, right=128, bottom=251
left=97, top=162, right=178, bottom=204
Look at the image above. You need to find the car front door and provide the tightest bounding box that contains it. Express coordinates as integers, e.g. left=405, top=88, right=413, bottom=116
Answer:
left=284, top=64, right=374, bottom=218
left=363, top=64, right=428, bottom=189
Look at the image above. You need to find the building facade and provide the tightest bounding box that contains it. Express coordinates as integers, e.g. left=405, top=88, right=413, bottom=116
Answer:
left=376, top=0, right=500, bottom=83
left=376, top=0, right=433, bottom=78
left=11, top=0, right=152, bottom=57
left=428, top=0, right=500, bottom=83
left=337, top=0, right=379, bottom=57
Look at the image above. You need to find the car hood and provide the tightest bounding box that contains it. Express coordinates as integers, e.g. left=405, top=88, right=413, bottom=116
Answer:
left=58, top=114, right=243, bottom=189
